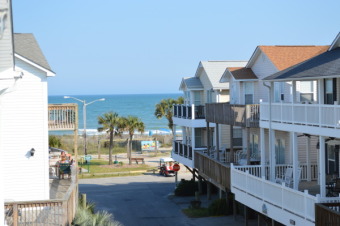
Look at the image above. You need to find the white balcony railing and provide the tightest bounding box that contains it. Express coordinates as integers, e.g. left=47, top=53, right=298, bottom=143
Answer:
left=231, top=164, right=340, bottom=223
left=260, top=102, right=340, bottom=128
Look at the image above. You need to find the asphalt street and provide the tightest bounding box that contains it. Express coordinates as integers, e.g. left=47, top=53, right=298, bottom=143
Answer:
left=79, top=172, right=245, bottom=226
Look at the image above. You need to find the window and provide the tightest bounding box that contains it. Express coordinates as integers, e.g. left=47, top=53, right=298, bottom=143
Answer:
left=193, top=91, right=201, bottom=105
left=233, top=128, right=242, bottom=147
left=206, top=90, right=213, bottom=103
left=244, top=82, right=254, bottom=104
left=299, top=81, right=314, bottom=102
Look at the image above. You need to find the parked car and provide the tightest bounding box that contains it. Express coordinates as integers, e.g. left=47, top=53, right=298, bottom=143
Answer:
left=159, top=157, right=176, bottom=177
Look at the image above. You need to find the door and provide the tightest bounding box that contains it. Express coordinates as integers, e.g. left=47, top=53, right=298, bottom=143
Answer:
left=325, top=78, right=337, bottom=105
left=195, top=128, right=202, bottom=148
left=275, top=139, right=285, bottom=164
left=244, top=82, right=254, bottom=104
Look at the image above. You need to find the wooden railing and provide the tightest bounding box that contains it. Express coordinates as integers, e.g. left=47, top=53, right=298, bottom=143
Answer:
left=315, top=203, right=340, bottom=226
left=205, top=103, right=259, bottom=128
left=48, top=104, right=78, bottom=131
left=194, top=151, right=231, bottom=190
left=4, top=178, right=78, bottom=226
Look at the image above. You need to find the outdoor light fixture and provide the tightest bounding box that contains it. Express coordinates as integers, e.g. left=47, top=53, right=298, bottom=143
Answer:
left=30, top=148, right=35, bottom=156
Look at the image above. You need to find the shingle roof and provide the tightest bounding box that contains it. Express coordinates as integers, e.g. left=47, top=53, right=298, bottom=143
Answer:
left=227, top=67, right=257, bottom=80
left=259, top=45, right=329, bottom=71
left=182, top=77, right=203, bottom=89
left=14, top=33, right=53, bottom=72
left=198, top=61, right=247, bottom=88
left=264, top=47, right=340, bottom=81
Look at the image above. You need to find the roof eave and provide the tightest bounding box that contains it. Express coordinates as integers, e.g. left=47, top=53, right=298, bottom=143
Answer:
left=245, top=46, right=261, bottom=68
left=329, top=32, right=340, bottom=51
left=264, top=74, right=340, bottom=82
left=15, top=53, right=55, bottom=77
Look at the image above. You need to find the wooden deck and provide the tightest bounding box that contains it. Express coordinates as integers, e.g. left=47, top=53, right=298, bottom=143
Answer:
left=48, top=104, right=78, bottom=131
left=194, top=151, right=231, bottom=191
left=205, top=103, right=259, bottom=128
left=315, top=203, right=340, bottom=226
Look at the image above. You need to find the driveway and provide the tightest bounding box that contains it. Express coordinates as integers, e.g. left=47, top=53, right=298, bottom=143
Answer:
left=79, top=172, right=246, bottom=226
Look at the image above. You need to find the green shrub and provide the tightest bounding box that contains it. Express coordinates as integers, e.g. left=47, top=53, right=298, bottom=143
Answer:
left=73, top=197, right=121, bottom=226
left=208, top=198, right=230, bottom=216
left=49, top=135, right=62, bottom=148
left=174, top=179, right=218, bottom=196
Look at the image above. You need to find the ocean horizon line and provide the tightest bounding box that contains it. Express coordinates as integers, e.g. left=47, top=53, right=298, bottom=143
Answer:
left=48, top=93, right=182, bottom=97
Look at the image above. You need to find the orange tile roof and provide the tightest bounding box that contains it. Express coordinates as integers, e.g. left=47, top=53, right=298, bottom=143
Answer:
left=259, top=45, right=329, bottom=70
left=228, top=67, right=257, bottom=80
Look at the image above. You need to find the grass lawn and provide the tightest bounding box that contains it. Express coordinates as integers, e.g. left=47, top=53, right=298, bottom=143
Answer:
left=79, top=159, right=155, bottom=177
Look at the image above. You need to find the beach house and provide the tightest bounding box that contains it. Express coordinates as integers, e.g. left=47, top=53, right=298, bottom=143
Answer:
left=230, top=33, right=340, bottom=225
left=172, top=60, right=246, bottom=174
left=1, top=1, right=78, bottom=225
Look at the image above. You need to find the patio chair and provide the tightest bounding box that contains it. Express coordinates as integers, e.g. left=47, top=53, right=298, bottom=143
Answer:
left=276, top=167, right=293, bottom=186
left=59, top=163, right=71, bottom=179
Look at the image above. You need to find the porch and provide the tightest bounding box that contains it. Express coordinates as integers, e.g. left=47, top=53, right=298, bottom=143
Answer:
left=172, top=140, right=207, bottom=168
left=4, top=168, right=78, bottom=226
left=205, top=103, right=260, bottom=128
left=231, top=164, right=340, bottom=225
left=260, top=102, right=340, bottom=137
left=173, top=104, right=205, bottom=119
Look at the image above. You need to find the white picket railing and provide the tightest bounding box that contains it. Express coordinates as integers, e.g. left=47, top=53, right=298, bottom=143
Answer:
left=231, top=164, right=340, bottom=222
left=260, top=102, right=340, bottom=128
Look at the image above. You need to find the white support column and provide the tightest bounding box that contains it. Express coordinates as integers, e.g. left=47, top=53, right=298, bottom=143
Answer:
left=0, top=98, right=4, bottom=224
left=270, top=129, right=276, bottom=181
left=292, top=80, right=297, bottom=104
left=260, top=128, right=265, bottom=177
left=216, top=123, right=220, bottom=160
left=319, top=136, right=326, bottom=197
left=191, top=104, right=195, bottom=120
left=191, top=127, right=195, bottom=149
left=291, top=132, right=299, bottom=190
left=306, top=136, right=311, bottom=182
left=182, top=126, right=186, bottom=144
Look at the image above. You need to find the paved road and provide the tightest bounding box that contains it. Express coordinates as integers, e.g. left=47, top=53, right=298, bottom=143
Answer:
left=79, top=172, right=245, bottom=226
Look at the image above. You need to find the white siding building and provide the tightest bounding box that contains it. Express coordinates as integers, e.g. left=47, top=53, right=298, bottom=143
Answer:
left=0, top=1, right=55, bottom=223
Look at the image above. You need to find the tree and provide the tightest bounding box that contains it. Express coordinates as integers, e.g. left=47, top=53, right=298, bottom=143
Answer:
left=154, top=97, right=184, bottom=134
left=49, top=135, right=62, bottom=148
left=97, top=112, right=123, bottom=165
left=121, top=116, right=145, bottom=164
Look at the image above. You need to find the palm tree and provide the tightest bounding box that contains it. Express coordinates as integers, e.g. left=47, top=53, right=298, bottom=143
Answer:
left=154, top=97, right=184, bottom=134
left=97, top=112, right=123, bottom=165
left=121, top=116, right=145, bottom=164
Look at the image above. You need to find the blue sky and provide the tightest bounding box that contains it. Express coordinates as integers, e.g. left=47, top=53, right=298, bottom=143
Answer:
left=12, top=0, right=340, bottom=95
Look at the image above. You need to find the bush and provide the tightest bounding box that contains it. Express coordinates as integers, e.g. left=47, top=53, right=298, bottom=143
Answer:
left=49, top=135, right=62, bottom=148
left=73, top=197, right=122, bottom=226
left=174, top=179, right=218, bottom=196
left=208, top=198, right=230, bottom=216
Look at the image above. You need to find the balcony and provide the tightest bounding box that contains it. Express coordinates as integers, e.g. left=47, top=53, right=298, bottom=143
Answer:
left=173, top=104, right=205, bottom=119
left=260, top=102, right=340, bottom=137
left=4, top=168, right=78, bottom=225
left=194, top=151, right=231, bottom=191
left=172, top=140, right=207, bottom=168
left=48, top=104, right=78, bottom=131
left=315, top=203, right=340, bottom=225
left=205, top=103, right=259, bottom=128
left=231, top=164, right=340, bottom=226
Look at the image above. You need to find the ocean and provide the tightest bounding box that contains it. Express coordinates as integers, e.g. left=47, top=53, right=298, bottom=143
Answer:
left=48, top=93, right=182, bottom=135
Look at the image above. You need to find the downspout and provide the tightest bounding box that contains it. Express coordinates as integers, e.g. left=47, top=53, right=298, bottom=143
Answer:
left=263, top=81, right=274, bottom=181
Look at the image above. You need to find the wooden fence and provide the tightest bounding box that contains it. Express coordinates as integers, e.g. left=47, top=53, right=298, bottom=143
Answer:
left=4, top=182, right=78, bottom=226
